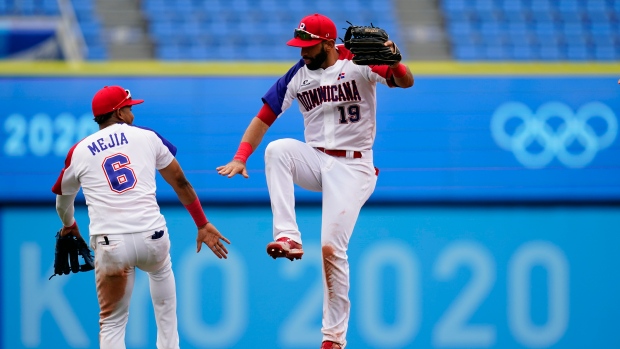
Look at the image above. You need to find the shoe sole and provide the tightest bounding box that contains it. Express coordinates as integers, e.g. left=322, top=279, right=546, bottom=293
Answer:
left=266, top=243, right=303, bottom=261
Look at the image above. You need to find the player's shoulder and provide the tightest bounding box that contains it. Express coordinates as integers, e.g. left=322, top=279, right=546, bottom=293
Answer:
left=128, top=124, right=178, bottom=155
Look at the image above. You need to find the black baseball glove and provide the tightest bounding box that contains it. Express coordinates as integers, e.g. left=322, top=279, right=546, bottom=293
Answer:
left=343, top=22, right=402, bottom=66
left=49, top=230, right=95, bottom=280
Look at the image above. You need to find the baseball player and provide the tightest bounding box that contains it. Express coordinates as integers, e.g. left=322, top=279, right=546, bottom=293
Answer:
left=52, top=86, right=230, bottom=349
left=217, top=13, right=413, bottom=349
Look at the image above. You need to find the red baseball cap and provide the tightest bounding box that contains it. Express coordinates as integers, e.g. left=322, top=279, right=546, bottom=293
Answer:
left=287, top=13, right=337, bottom=48
left=92, top=85, right=144, bottom=116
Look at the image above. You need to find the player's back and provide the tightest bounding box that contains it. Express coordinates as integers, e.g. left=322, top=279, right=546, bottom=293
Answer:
left=64, top=123, right=175, bottom=235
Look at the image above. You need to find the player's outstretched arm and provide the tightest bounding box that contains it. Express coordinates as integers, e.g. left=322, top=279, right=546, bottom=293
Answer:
left=217, top=116, right=270, bottom=178
left=384, top=40, right=414, bottom=88
left=160, top=159, right=231, bottom=257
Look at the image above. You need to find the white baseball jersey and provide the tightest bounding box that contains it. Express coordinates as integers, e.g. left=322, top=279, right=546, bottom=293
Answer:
left=52, top=122, right=176, bottom=235
left=261, top=45, right=396, bottom=151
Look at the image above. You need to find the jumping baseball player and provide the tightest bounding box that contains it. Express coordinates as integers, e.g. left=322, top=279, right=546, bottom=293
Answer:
left=53, top=86, right=230, bottom=349
left=217, top=13, right=413, bottom=349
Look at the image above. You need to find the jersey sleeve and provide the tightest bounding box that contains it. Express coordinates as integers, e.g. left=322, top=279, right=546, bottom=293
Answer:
left=368, top=65, right=397, bottom=87
left=133, top=125, right=177, bottom=169
left=261, top=59, right=305, bottom=116
left=51, top=143, right=81, bottom=195
left=150, top=130, right=176, bottom=170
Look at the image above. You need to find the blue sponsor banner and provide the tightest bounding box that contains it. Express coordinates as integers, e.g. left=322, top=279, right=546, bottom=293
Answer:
left=0, top=76, right=619, bottom=203
left=2, top=205, right=620, bottom=348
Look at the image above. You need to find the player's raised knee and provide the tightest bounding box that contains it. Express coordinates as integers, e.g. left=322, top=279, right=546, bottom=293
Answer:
left=265, top=138, right=298, bottom=158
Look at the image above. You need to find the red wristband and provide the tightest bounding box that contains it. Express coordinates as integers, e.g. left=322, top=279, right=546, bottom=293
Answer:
left=233, top=141, right=253, bottom=163
left=184, top=197, right=208, bottom=227
left=391, top=63, right=407, bottom=78
left=65, top=221, right=77, bottom=228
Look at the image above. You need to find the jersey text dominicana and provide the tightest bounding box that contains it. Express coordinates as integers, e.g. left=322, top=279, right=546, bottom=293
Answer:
left=52, top=123, right=177, bottom=235
left=261, top=45, right=397, bottom=151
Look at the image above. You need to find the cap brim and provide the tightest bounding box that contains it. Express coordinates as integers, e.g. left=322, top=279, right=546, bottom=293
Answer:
left=119, top=99, right=144, bottom=109
left=287, top=38, right=322, bottom=48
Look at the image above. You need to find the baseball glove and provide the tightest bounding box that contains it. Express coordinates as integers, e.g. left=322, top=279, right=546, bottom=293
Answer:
left=343, top=22, right=402, bottom=66
left=49, top=230, right=94, bottom=280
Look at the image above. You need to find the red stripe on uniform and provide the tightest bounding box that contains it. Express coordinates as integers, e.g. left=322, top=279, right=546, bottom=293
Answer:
left=51, top=143, right=79, bottom=195
left=256, top=103, right=277, bottom=126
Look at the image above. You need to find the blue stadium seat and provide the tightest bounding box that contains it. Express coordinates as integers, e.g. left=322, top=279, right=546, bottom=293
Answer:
left=86, top=44, right=108, bottom=60
left=450, top=33, right=479, bottom=47
left=510, top=44, right=537, bottom=60
left=448, top=20, right=477, bottom=36
left=532, top=21, right=559, bottom=36
left=500, top=0, right=526, bottom=13
left=556, top=0, right=580, bottom=12
left=536, top=33, right=562, bottom=47
left=368, top=0, right=392, bottom=15
left=590, top=35, right=615, bottom=48
left=529, top=9, right=556, bottom=23
left=453, top=44, right=484, bottom=60
left=556, top=11, right=583, bottom=24
left=584, top=1, right=607, bottom=12
left=538, top=45, right=563, bottom=60
left=529, top=0, right=554, bottom=13
left=157, top=45, right=184, bottom=60
left=480, top=20, right=504, bottom=33
left=484, top=44, right=510, bottom=60
left=80, top=21, right=103, bottom=44
left=506, top=21, right=529, bottom=36
left=593, top=46, right=616, bottom=61
left=508, top=32, right=535, bottom=47
left=563, top=33, right=588, bottom=47
left=472, top=0, right=498, bottom=20
left=590, top=22, right=613, bottom=37
left=442, top=0, right=468, bottom=12
left=240, top=42, right=273, bottom=60
left=229, top=0, right=253, bottom=12
left=561, top=22, right=586, bottom=36
left=565, top=44, right=590, bottom=60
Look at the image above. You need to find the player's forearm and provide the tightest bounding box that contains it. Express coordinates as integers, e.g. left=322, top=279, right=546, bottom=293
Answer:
left=56, top=193, right=77, bottom=227
left=390, top=63, right=414, bottom=88
left=160, top=159, right=196, bottom=205
left=171, top=179, right=197, bottom=206
left=241, top=117, right=270, bottom=150
left=233, top=117, right=270, bottom=163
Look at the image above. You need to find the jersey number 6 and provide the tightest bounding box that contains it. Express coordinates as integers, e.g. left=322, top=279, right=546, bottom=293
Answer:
left=102, top=153, right=137, bottom=193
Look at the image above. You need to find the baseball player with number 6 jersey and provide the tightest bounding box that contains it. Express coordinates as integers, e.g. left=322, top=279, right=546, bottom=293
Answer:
left=217, top=13, right=413, bottom=349
left=52, top=86, right=230, bottom=349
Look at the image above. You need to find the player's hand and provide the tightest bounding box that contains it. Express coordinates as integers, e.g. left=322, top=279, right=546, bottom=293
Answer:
left=216, top=160, right=249, bottom=178
left=60, top=222, right=84, bottom=241
left=384, top=40, right=396, bottom=53
left=196, top=223, right=231, bottom=258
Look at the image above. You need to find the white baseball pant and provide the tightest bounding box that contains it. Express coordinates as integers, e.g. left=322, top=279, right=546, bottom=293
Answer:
left=90, top=228, right=179, bottom=349
left=265, top=138, right=377, bottom=346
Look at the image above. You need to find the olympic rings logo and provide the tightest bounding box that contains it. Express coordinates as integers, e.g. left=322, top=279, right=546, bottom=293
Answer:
left=491, top=101, right=617, bottom=168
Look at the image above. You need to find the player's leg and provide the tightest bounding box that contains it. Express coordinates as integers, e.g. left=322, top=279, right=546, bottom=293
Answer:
left=264, top=138, right=323, bottom=259
left=136, top=229, right=179, bottom=349
left=92, top=234, right=137, bottom=349
left=319, top=159, right=377, bottom=347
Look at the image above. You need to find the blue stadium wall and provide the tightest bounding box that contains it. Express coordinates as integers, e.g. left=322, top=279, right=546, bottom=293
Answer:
left=1, top=62, right=619, bottom=349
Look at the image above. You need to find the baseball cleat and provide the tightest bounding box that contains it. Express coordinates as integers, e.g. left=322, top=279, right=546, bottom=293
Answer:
left=266, top=237, right=303, bottom=261
left=320, top=341, right=342, bottom=349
